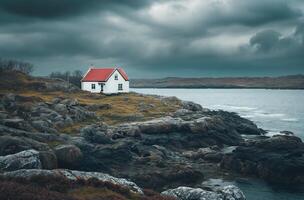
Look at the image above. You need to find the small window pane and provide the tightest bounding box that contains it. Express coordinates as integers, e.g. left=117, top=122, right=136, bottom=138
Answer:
left=115, top=74, right=118, bottom=80
left=118, top=84, right=123, bottom=90
left=91, top=84, right=95, bottom=89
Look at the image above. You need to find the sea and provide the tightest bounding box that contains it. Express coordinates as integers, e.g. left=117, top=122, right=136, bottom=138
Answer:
left=133, top=88, right=304, bottom=200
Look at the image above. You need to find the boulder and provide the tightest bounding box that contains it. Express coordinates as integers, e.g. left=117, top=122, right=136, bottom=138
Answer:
left=1, top=169, right=143, bottom=194
left=39, top=151, right=58, bottom=169
left=162, top=185, right=246, bottom=200
left=221, top=135, right=304, bottom=184
left=0, top=150, right=42, bottom=171
left=55, top=145, right=83, bottom=168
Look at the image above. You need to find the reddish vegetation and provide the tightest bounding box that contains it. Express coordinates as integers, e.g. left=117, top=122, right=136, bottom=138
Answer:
left=0, top=176, right=176, bottom=200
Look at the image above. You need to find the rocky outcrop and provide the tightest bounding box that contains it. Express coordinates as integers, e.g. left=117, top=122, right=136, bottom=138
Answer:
left=1, top=169, right=143, bottom=193
left=55, top=145, right=83, bottom=168
left=182, top=146, right=223, bottom=162
left=162, top=185, right=246, bottom=200
left=80, top=124, right=113, bottom=144
left=0, top=135, right=50, bottom=156
left=221, top=135, right=304, bottom=184
left=0, top=150, right=42, bottom=171
left=0, top=93, right=97, bottom=133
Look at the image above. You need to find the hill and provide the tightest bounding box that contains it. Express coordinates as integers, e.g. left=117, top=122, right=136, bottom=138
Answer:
left=131, top=75, right=304, bottom=89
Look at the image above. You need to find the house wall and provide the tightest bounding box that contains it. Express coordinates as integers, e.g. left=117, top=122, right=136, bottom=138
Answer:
left=81, top=69, right=129, bottom=94
left=81, top=81, right=103, bottom=93
left=103, top=70, right=129, bottom=94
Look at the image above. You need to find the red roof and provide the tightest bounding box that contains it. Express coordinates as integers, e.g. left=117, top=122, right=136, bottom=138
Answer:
left=81, top=67, right=129, bottom=82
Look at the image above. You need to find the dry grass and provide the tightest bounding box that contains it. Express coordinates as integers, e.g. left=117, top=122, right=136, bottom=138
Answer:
left=0, top=71, right=181, bottom=134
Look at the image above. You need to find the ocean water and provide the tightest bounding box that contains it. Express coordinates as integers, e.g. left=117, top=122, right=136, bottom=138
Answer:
left=132, top=88, right=304, bottom=200
left=132, top=88, right=304, bottom=139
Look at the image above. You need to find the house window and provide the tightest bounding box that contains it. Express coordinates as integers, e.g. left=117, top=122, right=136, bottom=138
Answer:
left=91, top=84, right=95, bottom=89
left=115, top=74, right=118, bottom=80
left=118, top=84, right=123, bottom=91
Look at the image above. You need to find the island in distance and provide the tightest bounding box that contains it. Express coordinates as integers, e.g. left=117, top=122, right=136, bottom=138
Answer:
left=131, top=75, right=304, bottom=89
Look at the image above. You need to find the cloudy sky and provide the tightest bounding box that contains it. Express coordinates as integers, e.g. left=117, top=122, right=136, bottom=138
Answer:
left=0, top=0, right=304, bottom=78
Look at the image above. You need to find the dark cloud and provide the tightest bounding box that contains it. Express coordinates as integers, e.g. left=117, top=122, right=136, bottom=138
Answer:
left=0, top=0, right=152, bottom=19
left=250, top=30, right=282, bottom=52
left=0, top=0, right=304, bottom=77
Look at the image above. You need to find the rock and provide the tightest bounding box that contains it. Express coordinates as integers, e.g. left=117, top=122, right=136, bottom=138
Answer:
left=53, top=103, right=67, bottom=113
left=0, top=150, right=42, bottom=171
left=55, top=145, right=83, bottom=168
left=221, top=135, right=304, bottom=184
left=2, top=118, right=32, bottom=131
left=134, top=166, right=204, bottom=190
left=162, top=185, right=246, bottom=200
left=1, top=169, right=143, bottom=194
left=39, top=151, right=57, bottom=169
left=0, top=136, right=50, bottom=156
left=182, top=101, right=203, bottom=111
left=0, top=111, right=8, bottom=119
left=279, top=130, right=294, bottom=136
left=1, top=93, right=16, bottom=110
left=174, top=109, right=193, bottom=116
left=80, top=124, right=112, bottom=144
left=219, top=185, right=246, bottom=200
left=31, top=120, right=58, bottom=133
left=0, top=124, right=67, bottom=144
left=183, top=147, right=223, bottom=162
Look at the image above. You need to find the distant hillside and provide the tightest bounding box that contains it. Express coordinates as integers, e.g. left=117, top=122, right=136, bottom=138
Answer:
left=131, top=75, right=304, bottom=89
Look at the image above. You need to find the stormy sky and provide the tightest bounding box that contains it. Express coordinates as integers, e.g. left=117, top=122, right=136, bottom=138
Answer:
left=0, top=0, right=304, bottom=78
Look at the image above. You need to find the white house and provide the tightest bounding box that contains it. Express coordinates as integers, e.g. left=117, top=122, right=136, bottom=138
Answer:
left=81, top=67, right=129, bottom=94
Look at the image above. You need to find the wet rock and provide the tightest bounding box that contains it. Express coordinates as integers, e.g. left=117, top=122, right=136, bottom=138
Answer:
left=162, top=185, right=246, bottom=200
left=221, top=135, right=304, bottom=184
left=1, top=168, right=143, bottom=194
left=55, top=145, right=83, bottom=168
left=0, top=150, right=42, bottom=171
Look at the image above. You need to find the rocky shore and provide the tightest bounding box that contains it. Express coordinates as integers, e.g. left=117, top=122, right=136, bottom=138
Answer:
left=1, top=72, right=304, bottom=200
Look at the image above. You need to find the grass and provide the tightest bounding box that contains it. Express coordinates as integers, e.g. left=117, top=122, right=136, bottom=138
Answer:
left=0, top=70, right=182, bottom=134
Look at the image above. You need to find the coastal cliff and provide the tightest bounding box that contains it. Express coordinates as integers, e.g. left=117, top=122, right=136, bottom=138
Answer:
left=1, top=71, right=304, bottom=200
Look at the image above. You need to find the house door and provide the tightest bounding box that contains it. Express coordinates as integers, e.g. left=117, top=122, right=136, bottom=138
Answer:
left=98, top=83, right=104, bottom=93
